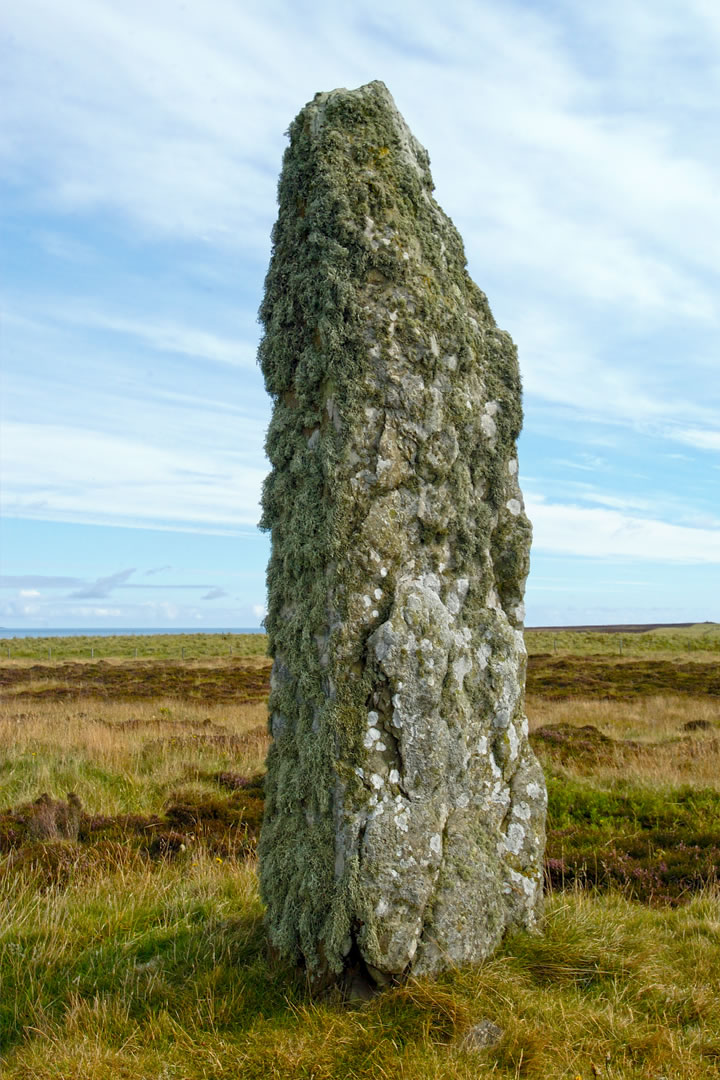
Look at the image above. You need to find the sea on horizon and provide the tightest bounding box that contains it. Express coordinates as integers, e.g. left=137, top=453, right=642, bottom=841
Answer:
left=0, top=627, right=265, bottom=639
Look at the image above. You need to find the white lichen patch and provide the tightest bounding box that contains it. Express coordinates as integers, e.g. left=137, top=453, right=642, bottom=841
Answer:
left=452, top=654, right=472, bottom=686
left=480, top=414, right=497, bottom=439
left=475, top=644, right=491, bottom=669
left=506, top=498, right=522, bottom=516
left=503, top=822, right=525, bottom=855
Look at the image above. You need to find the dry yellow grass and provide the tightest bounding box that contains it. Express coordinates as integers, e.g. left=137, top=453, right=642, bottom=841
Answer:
left=527, top=693, right=720, bottom=788
left=2, top=676, right=720, bottom=1076
left=0, top=697, right=270, bottom=815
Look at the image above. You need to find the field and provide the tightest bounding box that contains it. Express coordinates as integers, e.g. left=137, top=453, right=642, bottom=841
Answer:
left=1, top=625, right=719, bottom=1078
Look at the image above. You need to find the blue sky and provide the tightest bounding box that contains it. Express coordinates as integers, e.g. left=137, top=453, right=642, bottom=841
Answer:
left=1, top=0, right=719, bottom=630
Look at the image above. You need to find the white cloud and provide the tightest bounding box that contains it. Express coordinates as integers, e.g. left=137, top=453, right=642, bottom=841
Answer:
left=1, top=422, right=266, bottom=531
left=670, top=427, right=720, bottom=451
left=528, top=495, right=720, bottom=563
left=52, top=308, right=258, bottom=369
left=4, top=0, right=720, bottom=320
left=2, top=0, right=718, bottom=448
left=2, top=0, right=719, bottom=626
left=511, top=307, right=719, bottom=430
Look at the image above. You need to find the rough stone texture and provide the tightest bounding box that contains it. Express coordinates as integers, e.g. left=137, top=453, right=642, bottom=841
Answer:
left=258, top=80, right=546, bottom=985
left=461, top=1019, right=505, bottom=1052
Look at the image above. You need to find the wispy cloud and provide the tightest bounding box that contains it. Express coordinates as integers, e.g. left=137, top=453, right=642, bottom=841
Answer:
left=528, top=495, right=720, bottom=563
left=2, top=422, right=266, bottom=532
left=52, top=307, right=258, bottom=368
left=0, top=575, right=83, bottom=589
left=69, top=568, right=136, bottom=599
left=4, top=0, right=720, bottom=315
left=670, top=427, right=720, bottom=452
left=202, top=587, right=228, bottom=600
left=2, top=0, right=719, bottom=629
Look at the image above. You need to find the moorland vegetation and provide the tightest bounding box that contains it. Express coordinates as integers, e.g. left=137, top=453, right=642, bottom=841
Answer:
left=0, top=624, right=719, bottom=1078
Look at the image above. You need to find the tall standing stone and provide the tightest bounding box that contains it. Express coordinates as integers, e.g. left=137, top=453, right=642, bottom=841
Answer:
left=258, top=81, right=546, bottom=986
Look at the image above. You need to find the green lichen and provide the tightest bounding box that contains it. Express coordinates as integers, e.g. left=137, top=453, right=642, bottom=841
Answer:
left=258, top=81, right=544, bottom=984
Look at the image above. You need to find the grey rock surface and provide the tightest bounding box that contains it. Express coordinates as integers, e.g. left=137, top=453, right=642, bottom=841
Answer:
left=461, top=1019, right=505, bottom=1051
left=258, top=80, right=546, bottom=985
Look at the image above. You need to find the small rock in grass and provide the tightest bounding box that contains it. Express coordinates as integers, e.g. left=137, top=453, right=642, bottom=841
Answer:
left=461, top=1018, right=504, bottom=1051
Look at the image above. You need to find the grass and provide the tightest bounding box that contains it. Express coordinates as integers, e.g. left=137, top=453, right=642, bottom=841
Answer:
left=0, top=632, right=268, bottom=662
left=526, top=621, right=720, bottom=659
left=1, top=643, right=720, bottom=1077
left=3, top=622, right=718, bottom=661
left=0, top=656, right=272, bottom=704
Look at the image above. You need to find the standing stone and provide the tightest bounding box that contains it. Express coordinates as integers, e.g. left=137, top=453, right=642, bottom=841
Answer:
left=258, top=80, right=546, bottom=986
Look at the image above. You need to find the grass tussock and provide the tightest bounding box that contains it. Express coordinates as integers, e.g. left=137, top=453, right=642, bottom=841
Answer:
left=527, top=694, right=720, bottom=905
left=2, top=867, right=720, bottom=1078
left=0, top=697, right=270, bottom=814
left=1, top=646, right=720, bottom=1076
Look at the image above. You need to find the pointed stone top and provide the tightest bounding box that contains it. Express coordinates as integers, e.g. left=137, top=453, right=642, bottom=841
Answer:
left=300, top=80, right=432, bottom=185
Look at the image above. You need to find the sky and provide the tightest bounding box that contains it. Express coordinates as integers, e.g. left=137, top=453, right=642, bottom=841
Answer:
left=1, top=0, right=719, bottom=630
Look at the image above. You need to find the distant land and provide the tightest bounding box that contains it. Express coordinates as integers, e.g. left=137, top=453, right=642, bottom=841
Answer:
left=0, top=627, right=264, bottom=638
left=0, top=622, right=716, bottom=638
left=526, top=622, right=717, bottom=634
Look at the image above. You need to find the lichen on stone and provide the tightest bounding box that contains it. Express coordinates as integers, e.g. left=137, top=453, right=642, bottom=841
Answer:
left=258, top=80, right=546, bottom=985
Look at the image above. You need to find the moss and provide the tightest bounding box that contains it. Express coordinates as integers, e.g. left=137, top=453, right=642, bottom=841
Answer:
left=258, top=81, right=538, bottom=981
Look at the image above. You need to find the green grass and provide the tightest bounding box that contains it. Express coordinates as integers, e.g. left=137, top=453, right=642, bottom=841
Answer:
left=0, top=632, right=269, bottom=661
left=2, top=862, right=720, bottom=1077
left=2, top=623, right=717, bottom=662
left=2, top=657, right=720, bottom=1076
left=542, top=774, right=720, bottom=903
left=526, top=621, right=720, bottom=658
